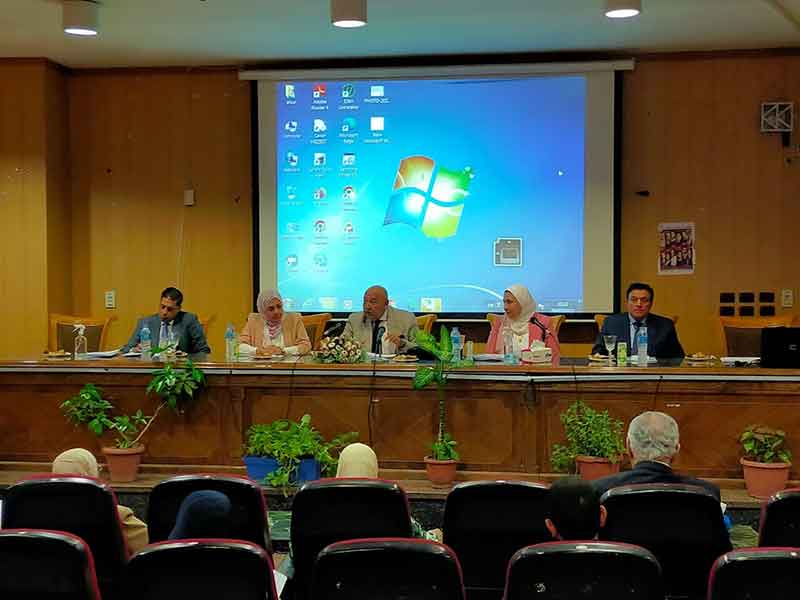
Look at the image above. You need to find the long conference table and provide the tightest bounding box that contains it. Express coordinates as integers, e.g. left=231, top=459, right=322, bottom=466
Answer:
left=1, top=357, right=799, bottom=480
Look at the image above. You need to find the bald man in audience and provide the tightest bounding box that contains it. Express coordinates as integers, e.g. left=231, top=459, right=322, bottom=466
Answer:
left=546, top=477, right=607, bottom=541
left=593, top=411, right=721, bottom=501
left=342, top=285, right=418, bottom=354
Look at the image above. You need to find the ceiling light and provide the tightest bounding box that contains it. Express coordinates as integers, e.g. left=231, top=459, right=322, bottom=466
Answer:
left=605, top=0, right=641, bottom=19
left=63, top=0, right=100, bottom=36
left=331, top=0, right=367, bottom=28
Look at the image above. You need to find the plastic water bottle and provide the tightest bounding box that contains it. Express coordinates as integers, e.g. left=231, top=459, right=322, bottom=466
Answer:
left=450, top=327, right=463, bottom=362
left=225, top=324, right=236, bottom=362
left=637, top=326, right=648, bottom=364
left=140, top=326, right=151, bottom=361
left=502, top=325, right=516, bottom=365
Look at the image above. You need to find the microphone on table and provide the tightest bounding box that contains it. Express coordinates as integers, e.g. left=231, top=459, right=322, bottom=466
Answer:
left=374, top=326, right=386, bottom=355
left=529, top=315, right=550, bottom=342
left=323, top=320, right=346, bottom=338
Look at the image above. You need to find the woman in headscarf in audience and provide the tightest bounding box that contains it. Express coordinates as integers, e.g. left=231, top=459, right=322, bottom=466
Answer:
left=239, top=289, right=311, bottom=357
left=336, top=443, right=438, bottom=541
left=168, top=490, right=232, bottom=540
left=485, top=283, right=561, bottom=365
left=52, top=448, right=149, bottom=553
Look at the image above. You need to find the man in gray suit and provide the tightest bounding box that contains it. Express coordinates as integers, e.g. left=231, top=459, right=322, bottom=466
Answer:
left=121, top=287, right=210, bottom=357
left=343, top=285, right=418, bottom=354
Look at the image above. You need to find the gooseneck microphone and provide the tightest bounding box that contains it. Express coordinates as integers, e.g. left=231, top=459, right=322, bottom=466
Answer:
left=375, top=325, right=386, bottom=354
left=529, top=315, right=549, bottom=342
left=323, top=320, right=346, bottom=338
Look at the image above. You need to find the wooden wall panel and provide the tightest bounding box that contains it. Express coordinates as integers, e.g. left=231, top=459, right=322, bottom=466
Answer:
left=0, top=61, right=49, bottom=356
left=68, top=71, right=252, bottom=355
left=621, top=55, right=800, bottom=356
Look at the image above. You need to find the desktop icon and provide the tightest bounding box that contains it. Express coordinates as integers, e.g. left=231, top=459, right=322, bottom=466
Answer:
left=342, top=299, right=353, bottom=310
left=341, top=84, right=355, bottom=99
left=314, top=252, right=328, bottom=267
left=370, top=116, right=385, bottom=131
left=342, top=185, right=356, bottom=201
left=343, top=222, right=355, bottom=234
left=370, top=85, right=384, bottom=97
left=313, top=83, right=327, bottom=98
left=285, top=185, right=297, bottom=201
left=313, top=118, right=327, bottom=133
left=286, top=152, right=299, bottom=167
left=342, top=152, right=356, bottom=166
left=313, top=219, right=327, bottom=233
left=383, top=155, right=474, bottom=239
left=284, top=120, right=298, bottom=133
left=286, top=222, right=299, bottom=234
left=341, top=117, right=357, bottom=133
left=285, top=254, right=298, bottom=267
left=284, top=84, right=295, bottom=99
left=313, top=187, right=327, bottom=200
left=313, top=152, right=327, bottom=166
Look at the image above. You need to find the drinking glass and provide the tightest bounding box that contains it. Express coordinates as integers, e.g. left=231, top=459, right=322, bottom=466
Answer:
left=603, top=335, right=617, bottom=366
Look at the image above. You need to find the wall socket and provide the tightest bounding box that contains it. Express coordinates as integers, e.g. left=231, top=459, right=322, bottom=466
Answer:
left=104, top=290, right=116, bottom=309
left=183, top=189, right=195, bottom=206
left=781, top=288, right=794, bottom=308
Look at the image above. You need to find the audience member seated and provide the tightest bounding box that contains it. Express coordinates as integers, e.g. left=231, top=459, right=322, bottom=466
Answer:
left=485, top=284, right=561, bottom=365
left=592, top=282, right=684, bottom=359
left=239, top=289, right=311, bottom=358
left=343, top=285, right=418, bottom=354
left=52, top=448, right=149, bottom=553
left=593, top=411, right=720, bottom=501
left=121, top=286, right=211, bottom=357
left=545, top=476, right=607, bottom=540
left=168, top=490, right=233, bottom=539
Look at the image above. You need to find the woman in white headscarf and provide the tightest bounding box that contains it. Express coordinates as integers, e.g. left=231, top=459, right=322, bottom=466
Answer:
left=52, top=448, right=149, bottom=553
left=486, top=284, right=561, bottom=365
left=239, top=289, right=311, bottom=357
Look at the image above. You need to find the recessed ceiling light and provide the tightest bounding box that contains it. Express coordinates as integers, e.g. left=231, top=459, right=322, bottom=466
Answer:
left=331, top=0, right=367, bottom=28
left=63, top=0, right=100, bottom=36
left=605, top=0, right=641, bottom=19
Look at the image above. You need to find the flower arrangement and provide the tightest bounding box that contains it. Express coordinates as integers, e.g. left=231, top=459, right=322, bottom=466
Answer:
left=315, top=336, right=363, bottom=364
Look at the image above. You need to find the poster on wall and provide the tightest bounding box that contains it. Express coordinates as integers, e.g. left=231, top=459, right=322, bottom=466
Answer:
left=658, top=222, right=695, bottom=275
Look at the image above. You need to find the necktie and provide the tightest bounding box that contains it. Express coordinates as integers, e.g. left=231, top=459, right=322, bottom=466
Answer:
left=632, top=320, right=643, bottom=353
left=371, top=320, right=380, bottom=354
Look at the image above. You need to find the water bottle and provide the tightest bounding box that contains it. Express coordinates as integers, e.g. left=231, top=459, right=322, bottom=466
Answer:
left=140, top=326, right=151, bottom=361
left=637, top=326, right=648, bottom=364
left=225, top=324, right=236, bottom=362
left=450, top=327, right=463, bottom=362
left=502, top=325, right=516, bottom=365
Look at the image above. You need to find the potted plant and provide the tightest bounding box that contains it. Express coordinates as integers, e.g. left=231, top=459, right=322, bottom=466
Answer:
left=243, top=414, right=358, bottom=493
left=740, top=424, right=792, bottom=499
left=413, top=327, right=462, bottom=487
left=551, top=399, right=625, bottom=480
left=61, top=361, right=205, bottom=481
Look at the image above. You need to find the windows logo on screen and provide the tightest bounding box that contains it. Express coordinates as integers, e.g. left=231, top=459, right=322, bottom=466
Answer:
left=383, top=156, right=474, bottom=239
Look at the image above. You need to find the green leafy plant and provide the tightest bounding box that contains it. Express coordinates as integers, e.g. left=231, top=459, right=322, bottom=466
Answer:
left=740, top=424, right=792, bottom=464
left=61, top=361, right=205, bottom=449
left=550, top=399, right=625, bottom=472
left=244, top=414, right=358, bottom=490
left=413, top=327, right=462, bottom=461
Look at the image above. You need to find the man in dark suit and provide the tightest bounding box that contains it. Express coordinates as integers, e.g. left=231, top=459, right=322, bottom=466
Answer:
left=593, top=411, right=720, bottom=502
left=592, top=282, right=684, bottom=359
left=121, top=287, right=210, bottom=357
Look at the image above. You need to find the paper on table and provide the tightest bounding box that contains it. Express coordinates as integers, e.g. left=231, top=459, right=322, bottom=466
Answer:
left=85, top=348, right=122, bottom=359
left=474, top=353, right=504, bottom=362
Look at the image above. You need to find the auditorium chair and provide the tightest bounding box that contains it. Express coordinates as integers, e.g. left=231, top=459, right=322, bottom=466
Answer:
left=442, top=481, right=551, bottom=600
left=2, top=475, right=129, bottom=599
left=312, top=538, right=466, bottom=600
left=288, top=478, right=415, bottom=600
left=301, top=312, right=332, bottom=349
left=147, top=474, right=271, bottom=552
left=48, top=313, right=112, bottom=352
left=416, top=313, right=438, bottom=334
left=0, top=529, right=102, bottom=600
left=504, top=541, right=663, bottom=600
left=549, top=314, right=566, bottom=335
left=720, top=315, right=793, bottom=356
left=708, top=547, right=800, bottom=600
left=599, top=483, right=731, bottom=600
left=125, top=539, right=278, bottom=600
left=758, top=488, right=800, bottom=547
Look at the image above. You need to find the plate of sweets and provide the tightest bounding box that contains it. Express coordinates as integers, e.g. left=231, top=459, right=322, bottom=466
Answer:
left=43, top=349, right=71, bottom=360
left=684, top=352, right=716, bottom=363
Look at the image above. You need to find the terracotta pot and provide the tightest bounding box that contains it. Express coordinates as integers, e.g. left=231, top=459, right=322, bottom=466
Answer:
left=102, top=445, right=145, bottom=482
left=740, top=457, right=791, bottom=499
left=576, top=455, right=621, bottom=481
left=424, top=457, right=458, bottom=488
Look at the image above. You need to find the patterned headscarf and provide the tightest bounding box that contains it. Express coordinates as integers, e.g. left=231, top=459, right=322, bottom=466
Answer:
left=505, top=284, right=538, bottom=336
left=256, top=289, right=283, bottom=338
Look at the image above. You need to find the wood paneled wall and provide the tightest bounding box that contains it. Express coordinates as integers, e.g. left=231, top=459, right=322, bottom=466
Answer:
left=621, top=54, right=800, bottom=356
left=69, top=70, right=253, bottom=354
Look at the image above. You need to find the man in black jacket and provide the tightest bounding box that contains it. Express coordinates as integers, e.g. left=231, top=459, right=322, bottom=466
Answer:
left=592, top=282, right=684, bottom=359
left=593, top=411, right=720, bottom=502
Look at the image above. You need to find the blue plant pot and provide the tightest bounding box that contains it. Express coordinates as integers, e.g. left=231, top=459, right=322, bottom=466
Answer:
left=243, top=456, right=279, bottom=481
left=293, top=458, right=321, bottom=483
